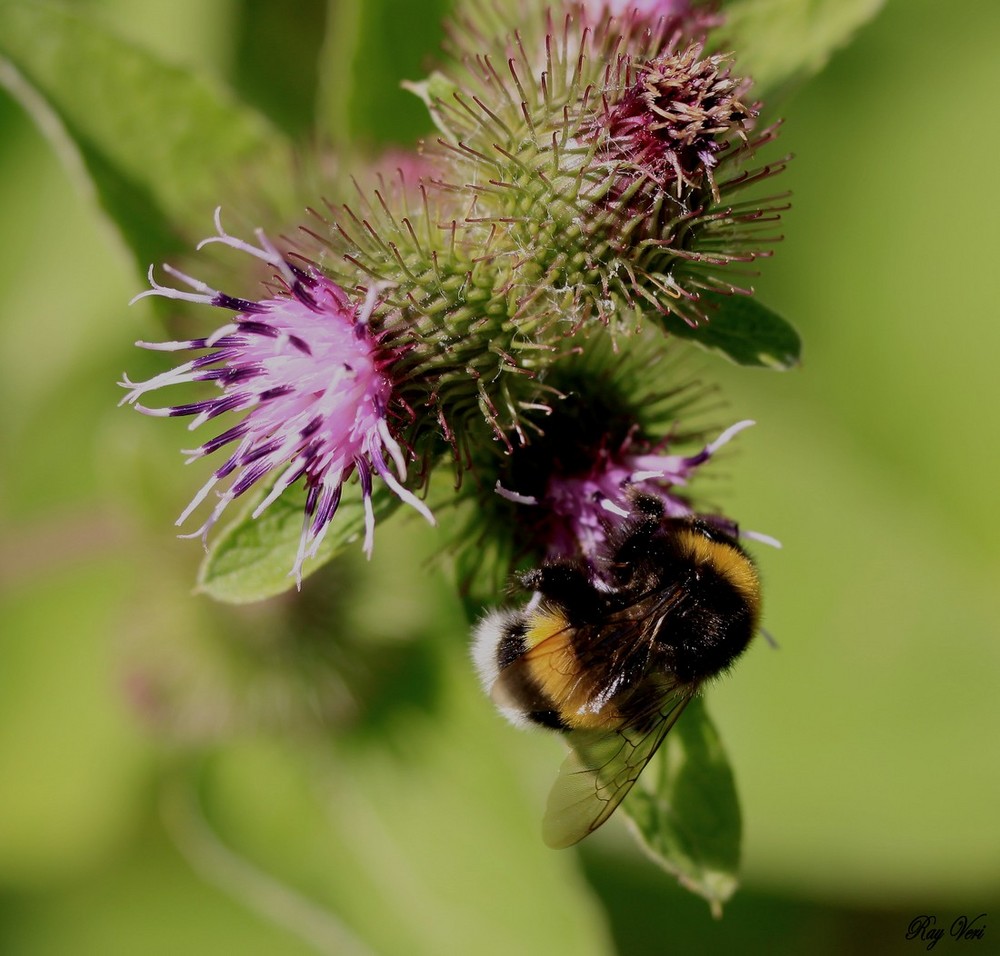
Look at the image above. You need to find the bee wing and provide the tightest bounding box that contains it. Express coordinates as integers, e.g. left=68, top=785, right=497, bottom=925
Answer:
left=573, top=583, right=691, bottom=714
left=542, top=686, right=694, bottom=849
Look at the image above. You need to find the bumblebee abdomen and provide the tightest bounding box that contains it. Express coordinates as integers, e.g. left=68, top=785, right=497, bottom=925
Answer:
left=470, top=499, right=767, bottom=848
left=472, top=605, right=621, bottom=731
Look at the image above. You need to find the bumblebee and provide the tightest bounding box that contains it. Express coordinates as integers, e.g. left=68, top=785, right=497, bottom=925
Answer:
left=472, top=494, right=761, bottom=848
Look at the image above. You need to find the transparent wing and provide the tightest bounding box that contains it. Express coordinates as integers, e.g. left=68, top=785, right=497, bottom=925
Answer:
left=542, top=686, right=694, bottom=849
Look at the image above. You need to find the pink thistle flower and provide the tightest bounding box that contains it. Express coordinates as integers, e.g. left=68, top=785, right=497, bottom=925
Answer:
left=497, top=419, right=776, bottom=562
left=119, top=210, right=434, bottom=582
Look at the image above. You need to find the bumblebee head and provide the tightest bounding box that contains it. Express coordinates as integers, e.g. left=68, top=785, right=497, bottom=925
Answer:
left=628, top=492, right=666, bottom=522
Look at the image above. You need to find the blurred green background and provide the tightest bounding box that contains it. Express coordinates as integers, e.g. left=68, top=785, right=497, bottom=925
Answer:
left=1, top=0, right=997, bottom=953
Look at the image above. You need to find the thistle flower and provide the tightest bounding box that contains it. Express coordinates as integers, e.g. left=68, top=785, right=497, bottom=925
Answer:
left=450, top=329, right=777, bottom=600
left=119, top=211, right=434, bottom=581
left=576, top=41, right=786, bottom=326
left=591, top=43, right=755, bottom=202
left=496, top=418, right=758, bottom=563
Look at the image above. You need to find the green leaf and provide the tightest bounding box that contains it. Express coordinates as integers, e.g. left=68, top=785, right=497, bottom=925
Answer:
left=661, top=293, right=802, bottom=369
left=720, top=0, right=887, bottom=103
left=197, top=485, right=402, bottom=604
left=316, top=0, right=449, bottom=146
left=622, top=696, right=741, bottom=917
left=0, top=1, right=297, bottom=269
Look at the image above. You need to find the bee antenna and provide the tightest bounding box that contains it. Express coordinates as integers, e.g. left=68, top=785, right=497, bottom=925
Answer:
left=760, top=627, right=779, bottom=649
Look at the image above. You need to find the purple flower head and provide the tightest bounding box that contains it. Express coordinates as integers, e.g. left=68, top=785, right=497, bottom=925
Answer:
left=120, top=210, right=434, bottom=582
left=497, top=419, right=776, bottom=563
left=593, top=42, right=755, bottom=201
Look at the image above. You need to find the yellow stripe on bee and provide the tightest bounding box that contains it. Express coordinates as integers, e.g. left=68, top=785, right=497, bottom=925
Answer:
left=678, top=529, right=761, bottom=608
left=523, top=606, right=570, bottom=649
left=524, top=606, right=616, bottom=730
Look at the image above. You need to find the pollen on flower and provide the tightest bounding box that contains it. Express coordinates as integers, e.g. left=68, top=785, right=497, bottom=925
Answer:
left=119, top=210, right=434, bottom=582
